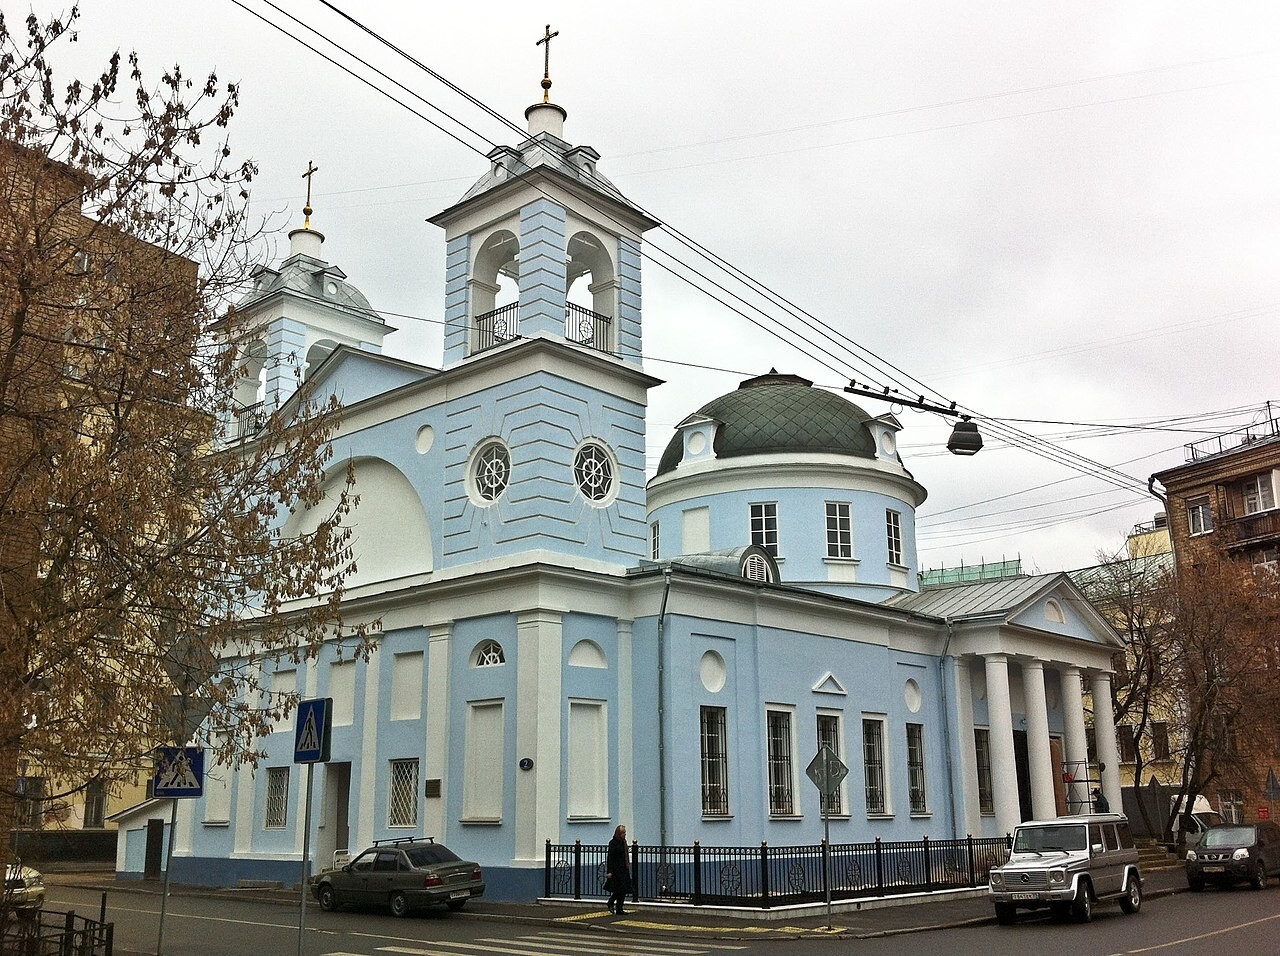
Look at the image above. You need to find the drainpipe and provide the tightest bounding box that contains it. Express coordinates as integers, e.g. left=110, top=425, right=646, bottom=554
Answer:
left=939, top=617, right=959, bottom=839
left=657, top=568, right=672, bottom=855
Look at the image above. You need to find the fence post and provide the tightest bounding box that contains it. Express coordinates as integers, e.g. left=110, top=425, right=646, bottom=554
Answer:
left=693, top=841, right=702, bottom=906
left=874, top=837, right=884, bottom=893
left=62, top=910, right=74, bottom=956
left=573, top=840, right=582, bottom=901
left=760, top=842, right=770, bottom=909
left=544, top=840, right=552, bottom=898
left=630, top=840, right=639, bottom=905
left=105, top=921, right=114, bottom=956
left=967, top=835, right=976, bottom=887
left=923, top=836, right=933, bottom=892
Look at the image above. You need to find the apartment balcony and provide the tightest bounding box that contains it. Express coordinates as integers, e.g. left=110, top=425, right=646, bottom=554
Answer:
left=1222, top=509, right=1280, bottom=550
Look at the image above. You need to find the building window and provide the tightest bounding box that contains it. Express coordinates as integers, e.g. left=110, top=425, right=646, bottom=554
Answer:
left=700, top=706, right=730, bottom=816
left=573, top=442, right=615, bottom=502
left=265, top=767, right=289, bottom=829
left=1119, top=724, right=1137, bottom=763
left=391, top=652, right=424, bottom=721
left=472, top=640, right=505, bottom=666
left=472, top=441, right=511, bottom=503
left=650, top=521, right=660, bottom=560
left=766, top=709, right=795, bottom=815
left=388, top=759, right=419, bottom=828
left=463, top=701, right=504, bottom=820
left=1243, top=474, right=1276, bottom=515
left=974, top=729, right=994, bottom=814
left=825, top=502, right=852, bottom=558
left=817, top=713, right=843, bottom=815
left=1219, top=789, right=1244, bottom=824
left=1187, top=495, right=1214, bottom=535
left=1152, top=721, right=1170, bottom=761
left=885, top=510, right=903, bottom=566
left=15, top=777, right=45, bottom=830
left=906, top=723, right=927, bottom=814
left=750, top=503, right=778, bottom=557
left=83, top=780, right=107, bottom=829
left=862, top=717, right=888, bottom=815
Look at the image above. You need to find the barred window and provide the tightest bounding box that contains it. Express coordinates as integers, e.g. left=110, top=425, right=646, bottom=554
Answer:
left=265, top=767, right=289, bottom=829
left=388, top=759, right=419, bottom=828
left=750, top=502, right=778, bottom=557
left=574, top=442, right=615, bottom=502
left=862, top=717, right=887, bottom=815
left=700, top=706, right=730, bottom=816
left=885, top=510, right=903, bottom=566
left=825, top=502, right=852, bottom=558
left=974, top=728, right=994, bottom=814
left=766, top=710, right=794, bottom=815
left=817, top=713, right=843, bottom=815
left=83, top=779, right=107, bottom=829
left=906, top=723, right=927, bottom=814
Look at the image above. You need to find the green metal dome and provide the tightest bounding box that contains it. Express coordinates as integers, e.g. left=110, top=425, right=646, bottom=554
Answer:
left=656, top=372, right=877, bottom=476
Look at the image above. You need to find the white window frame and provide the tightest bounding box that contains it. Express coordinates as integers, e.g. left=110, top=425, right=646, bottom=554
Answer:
left=766, top=707, right=797, bottom=816
left=862, top=715, right=890, bottom=816
left=825, top=501, right=853, bottom=559
left=885, top=510, right=903, bottom=566
left=700, top=705, right=730, bottom=817
left=1219, top=789, right=1244, bottom=824
left=1243, top=473, right=1276, bottom=515
left=750, top=502, right=779, bottom=558
left=906, top=723, right=928, bottom=814
left=1187, top=495, right=1214, bottom=535
left=650, top=521, right=660, bottom=560
left=388, top=758, right=420, bottom=828
left=816, top=710, right=845, bottom=815
left=265, top=767, right=289, bottom=829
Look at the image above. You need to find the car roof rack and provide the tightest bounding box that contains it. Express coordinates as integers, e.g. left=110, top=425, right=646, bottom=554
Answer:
left=371, top=836, right=435, bottom=847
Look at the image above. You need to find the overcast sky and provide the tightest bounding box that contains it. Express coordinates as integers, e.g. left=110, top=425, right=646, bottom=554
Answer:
left=28, top=0, right=1280, bottom=573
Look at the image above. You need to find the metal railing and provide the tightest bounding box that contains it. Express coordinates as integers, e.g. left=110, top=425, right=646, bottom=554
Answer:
left=0, top=904, right=113, bottom=955
left=545, top=835, right=1011, bottom=908
left=1222, top=508, right=1280, bottom=548
left=472, top=302, right=613, bottom=355
left=1186, top=413, right=1280, bottom=461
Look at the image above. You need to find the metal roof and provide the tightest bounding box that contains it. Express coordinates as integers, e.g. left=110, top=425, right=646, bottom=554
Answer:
left=889, top=573, right=1065, bottom=620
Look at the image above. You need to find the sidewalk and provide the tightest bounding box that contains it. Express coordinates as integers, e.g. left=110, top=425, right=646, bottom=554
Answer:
left=47, top=865, right=1188, bottom=942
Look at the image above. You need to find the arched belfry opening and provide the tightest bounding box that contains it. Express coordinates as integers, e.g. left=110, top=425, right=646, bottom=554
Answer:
left=566, top=229, right=616, bottom=353
left=233, top=337, right=267, bottom=439
left=305, top=338, right=339, bottom=379
left=471, top=229, right=520, bottom=352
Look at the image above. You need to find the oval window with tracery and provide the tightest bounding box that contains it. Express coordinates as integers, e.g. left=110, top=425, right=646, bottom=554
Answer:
left=573, top=442, right=614, bottom=502
left=473, top=441, right=511, bottom=502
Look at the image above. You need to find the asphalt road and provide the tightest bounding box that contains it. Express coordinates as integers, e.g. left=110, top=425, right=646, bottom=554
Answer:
left=42, top=881, right=1280, bottom=956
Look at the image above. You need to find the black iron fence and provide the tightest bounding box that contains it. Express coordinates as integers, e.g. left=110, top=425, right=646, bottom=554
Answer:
left=545, top=835, right=1011, bottom=908
left=472, top=302, right=613, bottom=354
left=0, top=905, right=113, bottom=955
left=565, top=303, right=611, bottom=353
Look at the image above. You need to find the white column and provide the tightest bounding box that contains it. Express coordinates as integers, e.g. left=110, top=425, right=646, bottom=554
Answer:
left=1022, top=660, right=1056, bottom=820
left=1091, top=672, right=1123, bottom=813
left=984, top=654, right=1021, bottom=835
left=423, top=624, right=452, bottom=844
left=1061, top=667, right=1089, bottom=812
left=515, top=611, right=564, bottom=863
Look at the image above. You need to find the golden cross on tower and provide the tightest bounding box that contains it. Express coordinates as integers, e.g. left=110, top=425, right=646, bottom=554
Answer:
left=536, top=24, right=559, bottom=103
left=301, top=160, right=319, bottom=228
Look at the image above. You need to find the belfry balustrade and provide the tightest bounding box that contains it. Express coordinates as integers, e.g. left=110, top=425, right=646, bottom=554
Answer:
left=475, top=302, right=613, bottom=354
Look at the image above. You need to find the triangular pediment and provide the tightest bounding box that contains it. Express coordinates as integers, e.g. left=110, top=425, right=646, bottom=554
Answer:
left=812, top=672, right=847, bottom=696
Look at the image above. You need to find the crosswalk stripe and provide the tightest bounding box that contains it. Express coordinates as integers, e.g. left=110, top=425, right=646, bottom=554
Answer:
left=531, top=932, right=747, bottom=952
left=371, top=931, right=749, bottom=956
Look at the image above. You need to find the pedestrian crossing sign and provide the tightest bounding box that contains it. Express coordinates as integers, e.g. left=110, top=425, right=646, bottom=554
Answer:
left=154, top=747, right=204, bottom=798
left=294, top=697, right=332, bottom=764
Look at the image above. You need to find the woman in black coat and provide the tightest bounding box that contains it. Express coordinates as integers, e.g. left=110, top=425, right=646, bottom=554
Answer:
left=605, top=824, right=631, bottom=915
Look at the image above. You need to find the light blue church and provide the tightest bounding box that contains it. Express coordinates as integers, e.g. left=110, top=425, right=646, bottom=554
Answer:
left=113, top=84, right=1125, bottom=900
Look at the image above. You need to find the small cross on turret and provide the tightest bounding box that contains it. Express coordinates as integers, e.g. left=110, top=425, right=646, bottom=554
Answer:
left=301, top=160, right=320, bottom=228
left=536, top=24, right=559, bottom=103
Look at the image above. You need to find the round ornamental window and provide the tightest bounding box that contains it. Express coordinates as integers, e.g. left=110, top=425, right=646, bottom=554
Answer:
left=473, top=442, right=510, bottom=502
left=574, top=442, right=614, bottom=502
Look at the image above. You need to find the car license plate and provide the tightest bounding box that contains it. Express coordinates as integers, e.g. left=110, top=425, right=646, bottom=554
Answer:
left=1011, top=893, right=1038, bottom=900
left=1203, top=866, right=1225, bottom=873
left=449, top=890, right=469, bottom=900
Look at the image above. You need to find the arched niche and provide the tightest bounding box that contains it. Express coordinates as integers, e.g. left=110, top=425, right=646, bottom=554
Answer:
left=566, top=230, right=616, bottom=317
left=280, top=457, right=433, bottom=590
left=568, top=639, right=607, bottom=669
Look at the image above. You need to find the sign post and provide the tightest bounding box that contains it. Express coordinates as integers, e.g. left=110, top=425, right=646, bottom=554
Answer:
left=152, top=747, right=204, bottom=956
left=294, top=698, right=332, bottom=956
left=805, top=744, right=849, bottom=930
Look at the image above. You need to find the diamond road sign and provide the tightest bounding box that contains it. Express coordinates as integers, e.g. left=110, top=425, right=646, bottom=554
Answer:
left=806, top=744, right=849, bottom=797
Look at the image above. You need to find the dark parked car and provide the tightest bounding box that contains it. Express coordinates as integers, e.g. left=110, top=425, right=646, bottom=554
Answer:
left=1186, top=821, right=1280, bottom=891
left=311, top=838, right=485, bottom=917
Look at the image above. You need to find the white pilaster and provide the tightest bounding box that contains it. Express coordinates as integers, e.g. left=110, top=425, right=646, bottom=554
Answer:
left=424, top=624, right=453, bottom=843
left=515, top=611, right=563, bottom=862
left=1091, top=672, right=1123, bottom=813
left=354, top=650, right=381, bottom=851
left=616, top=619, right=634, bottom=830
left=984, top=654, right=1021, bottom=835
left=952, top=657, right=981, bottom=836
left=1061, top=667, right=1089, bottom=812
left=1022, top=660, right=1056, bottom=820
